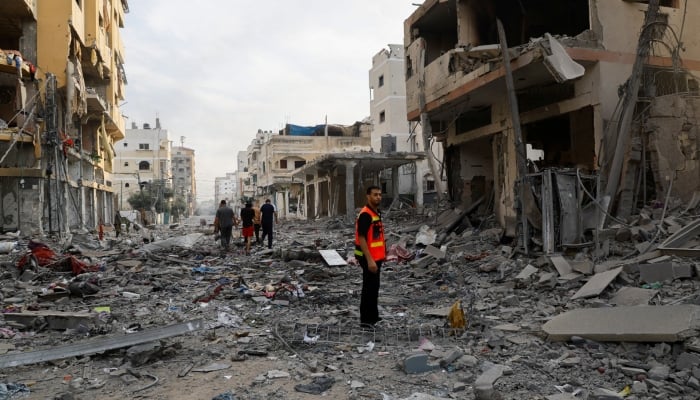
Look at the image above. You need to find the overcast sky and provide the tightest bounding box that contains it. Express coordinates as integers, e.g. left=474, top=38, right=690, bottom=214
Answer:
left=121, top=1, right=419, bottom=202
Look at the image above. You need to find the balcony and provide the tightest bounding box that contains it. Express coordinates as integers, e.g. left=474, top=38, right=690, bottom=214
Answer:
left=0, top=0, right=36, bottom=19
left=86, top=87, right=108, bottom=114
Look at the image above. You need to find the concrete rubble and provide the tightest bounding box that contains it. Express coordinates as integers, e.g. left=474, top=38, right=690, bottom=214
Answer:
left=0, top=199, right=699, bottom=399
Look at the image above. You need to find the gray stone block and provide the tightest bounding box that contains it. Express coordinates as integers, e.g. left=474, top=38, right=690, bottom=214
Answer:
left=403, top=353, right=439, bottom=374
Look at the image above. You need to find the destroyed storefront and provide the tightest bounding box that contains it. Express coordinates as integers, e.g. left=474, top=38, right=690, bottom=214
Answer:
left=291, top=152, right=425, bottom=221
left=405, top=0, right=700, bottom=252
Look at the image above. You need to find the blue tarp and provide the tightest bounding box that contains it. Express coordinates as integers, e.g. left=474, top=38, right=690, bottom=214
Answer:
left=287, top=124, right=324, bottom=136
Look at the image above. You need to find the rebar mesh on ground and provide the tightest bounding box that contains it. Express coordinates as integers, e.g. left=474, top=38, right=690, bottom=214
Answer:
left=274, top=322, right=466, bottom=348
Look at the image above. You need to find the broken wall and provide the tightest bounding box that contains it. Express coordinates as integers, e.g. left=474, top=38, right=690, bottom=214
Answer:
left=646, top=95, right=700, bottom=202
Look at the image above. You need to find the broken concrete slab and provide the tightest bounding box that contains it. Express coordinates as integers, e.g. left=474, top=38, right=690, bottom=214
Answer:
left=549, top=255, right=573, bottom=277
left=542, top=305, right=700, bottom=342
left=610, top=287, right=658, bottom=306
left=403, top=353, right=440, bottom=374
left=474, top=364, right=504, bottom=400
left=515, top=264, right=538, bottom=281
left=638, top=262, right=674, bottom=283
left=423, top=245, right=446, bottom=260
left=0, top=320, right=203, bottom=368
left=571, top=267, right=622, bottom=300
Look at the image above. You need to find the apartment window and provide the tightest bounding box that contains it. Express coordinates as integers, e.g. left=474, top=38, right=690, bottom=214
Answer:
left=379, top=111, right=386, bottom=123
left=294, top=160, right=306, bottom=168
left=139, top=161, right=150, bottom=171
left=139, top=143, right=149, bottom=150
left=123, top=142, right=128, bottom=147
left=426, top=179, right=435, bottom=192
left=280, top=160, right=288, bottom=169
left=124, top=183, right=130, bottom=188
left=124, top=162, right=129, bottom=167
left=178, top=168, right=184, bottom=172
left=378, top=75, right=384, bottom=87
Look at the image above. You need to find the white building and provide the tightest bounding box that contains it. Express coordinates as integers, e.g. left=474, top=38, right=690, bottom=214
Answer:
left=113, top=119, right=172, bottom=211
left=369, top=45, right=444, bottom=204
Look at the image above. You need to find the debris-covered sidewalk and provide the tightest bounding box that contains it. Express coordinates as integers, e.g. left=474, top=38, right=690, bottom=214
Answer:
left=0, top=198, right=700, bottom=399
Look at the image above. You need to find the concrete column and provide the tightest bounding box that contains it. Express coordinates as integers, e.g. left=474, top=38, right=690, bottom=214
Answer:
left=392, top=166, right=399, bottom=205
left=344, top=161, right=356, bottom=222
left=313, top=173, right=320, bottom=219
left=415, top=161, right=424, bottom=207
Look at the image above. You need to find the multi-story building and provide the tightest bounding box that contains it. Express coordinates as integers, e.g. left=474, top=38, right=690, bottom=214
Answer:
left=369, top=44, right=445, bottom=206
left=113, top=119, right=171, bottom=212
left=404, top=0, right=700, bottom=250
left=0, top=0, right=128, bottom=234
left=172, top=146, right=196, bottom=217
left=214, top=172, right=237, bottom=205
left=236, top=150, right=252, bottom=203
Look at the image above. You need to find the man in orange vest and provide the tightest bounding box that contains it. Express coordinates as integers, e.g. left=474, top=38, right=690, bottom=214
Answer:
left=354, top=185, right=386, bottom=327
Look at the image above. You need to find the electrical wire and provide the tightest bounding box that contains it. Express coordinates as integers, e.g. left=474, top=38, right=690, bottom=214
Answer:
left=576, top=168, right=632, bottom=228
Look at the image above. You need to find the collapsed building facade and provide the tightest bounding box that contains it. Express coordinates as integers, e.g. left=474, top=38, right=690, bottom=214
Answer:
left=0, top=0, right=128, bottom=235
left=238, top=123, right=426, bottom=221
left=404, top=0, right=700, bottom=251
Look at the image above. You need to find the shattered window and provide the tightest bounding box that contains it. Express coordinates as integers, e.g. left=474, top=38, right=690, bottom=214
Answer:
left=378, top=75, right=384, bottom=87
left=380, top=111, right=386, bottom=123
left=139, top=161, right=150, bottom=171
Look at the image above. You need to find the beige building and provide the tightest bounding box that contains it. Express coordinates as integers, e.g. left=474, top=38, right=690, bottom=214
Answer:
left=404, top=0, right=700, bottom=251
left=113, top=120, right=171, bottom=212
left=172, top=146, right=196, bottom=217
left=0, top=0, right=128, bottom=234
left=369, top=44, right=445, bottom=206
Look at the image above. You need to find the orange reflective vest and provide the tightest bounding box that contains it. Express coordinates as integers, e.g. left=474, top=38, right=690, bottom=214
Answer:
left=354, top=205, right=385, bottom=261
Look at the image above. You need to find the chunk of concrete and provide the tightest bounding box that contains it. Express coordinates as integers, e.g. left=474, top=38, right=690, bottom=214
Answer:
left=515, top=264, right=538, bottom=281
left=403, top=353, right=440, bottom=374
left=423, top=245, right=446, bottom=260
left=571, top=267, right=622, bottom=300
left=610, top=287, right=658, bottom=306
left=474, top=364, right=504, bottom=400
left=550, top=255, right=573, bottom=277
left=639, top=262, right=674, bottom=283
left=542, top=305, right=700, bottom=342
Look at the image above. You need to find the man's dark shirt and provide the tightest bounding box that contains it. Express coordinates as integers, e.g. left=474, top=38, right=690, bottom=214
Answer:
left=216, top=206, right=235, bottom=229
left=240, top=207, right=254, bottom=227
left=260, top=203, right=275, bottom=224
left=356, top=212, right=372, bottom=243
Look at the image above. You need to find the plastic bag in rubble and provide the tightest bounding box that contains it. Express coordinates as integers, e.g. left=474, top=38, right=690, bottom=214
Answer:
left=0, top=241, right=17, bottom=254
left=415, top=225, right=436, bottom=246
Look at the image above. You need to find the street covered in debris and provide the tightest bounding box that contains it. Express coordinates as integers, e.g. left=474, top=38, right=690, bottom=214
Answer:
left=1, top=197, right=700, bottom=399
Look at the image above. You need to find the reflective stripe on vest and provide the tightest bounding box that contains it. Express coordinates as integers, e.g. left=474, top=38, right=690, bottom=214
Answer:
left=354, top=206, right=385, bottom=261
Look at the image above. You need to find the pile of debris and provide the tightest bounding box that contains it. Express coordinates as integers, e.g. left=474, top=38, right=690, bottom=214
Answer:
left=0, top=199, right=698, bottom=399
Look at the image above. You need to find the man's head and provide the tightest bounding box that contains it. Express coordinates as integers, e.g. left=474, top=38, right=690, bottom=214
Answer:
left=245, top=202, right=252, bottom=208
left=220, top=200, right=226, bottom=207
left=265, top=199, right=271, bottom=204
left=366, top=185, right=382, bottom=209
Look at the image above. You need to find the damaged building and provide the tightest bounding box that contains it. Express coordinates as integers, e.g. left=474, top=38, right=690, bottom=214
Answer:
left=404, top=0, right=700, bottom=251
left=0, top=0, right=129, bottom=235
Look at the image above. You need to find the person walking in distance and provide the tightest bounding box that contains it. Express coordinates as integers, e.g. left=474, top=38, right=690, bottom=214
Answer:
left=214, top=200, right=237, bottom=251
left=240, top=201, right=255, bottom=255
left=252, top=201, right=262, bottom=245
left=354, top=186, right=386, bottom=327
left=260, top=199, right=278, bottom=249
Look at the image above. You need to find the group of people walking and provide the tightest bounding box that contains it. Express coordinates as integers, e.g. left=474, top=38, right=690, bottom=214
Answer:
left=214, top=199, right=278, bottom=254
